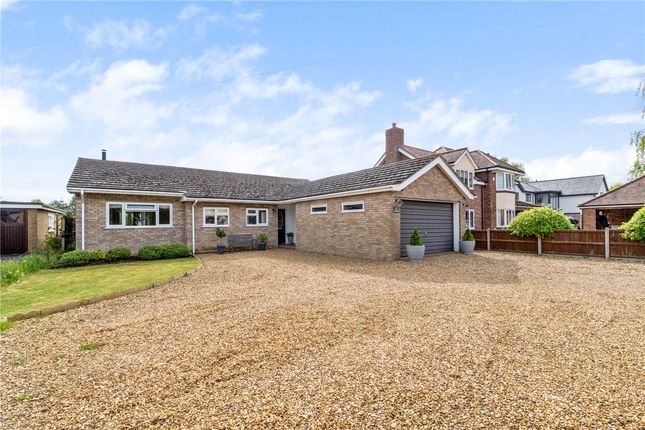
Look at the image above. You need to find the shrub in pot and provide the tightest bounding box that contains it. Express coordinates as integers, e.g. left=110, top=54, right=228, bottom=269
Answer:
left=215, top=228, right=227, bottom=254
left=258, top=233, right=268, bottom=251
left=286, top=232, right=294, bottom=244
left=460, top=228, right=476, bottom=255
left=406, top=229, right=425, bottom=263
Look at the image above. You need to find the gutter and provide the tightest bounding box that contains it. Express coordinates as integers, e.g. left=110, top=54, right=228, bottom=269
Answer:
left=80, top=189, right=85, bottom=251
left=191, top=200, right=198, bottom=255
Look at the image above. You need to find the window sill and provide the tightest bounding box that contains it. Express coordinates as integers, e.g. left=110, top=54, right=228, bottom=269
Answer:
left=203, top=224, right=230, bottom=228
left=246, top=224, right=269, bottom=227
left=105, top=225, right=174, bottom=229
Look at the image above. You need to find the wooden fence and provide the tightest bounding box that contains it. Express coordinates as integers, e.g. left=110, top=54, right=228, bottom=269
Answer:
left=472, top=229, right=645, bottom=259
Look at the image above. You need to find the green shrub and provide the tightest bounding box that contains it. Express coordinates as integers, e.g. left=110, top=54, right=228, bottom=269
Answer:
left=41, top=233, right=63, bottom=258
left=621, top=207, right=645, bottom=242
left=106, top=247, right=132, bottom=262
left=159, top=243, right=190, bottom=259
left=19, top=253, right=52, bottom=273
left=1, top=261, right=24, bottom=287
left=462, top=228, right=475, bottom=241
left=90, top=250, right=104, bottom=261
left=258, top=233, right=268, bottom=244
left=138, top=245, right=163, bottom=261
left=409, top=229, right=424, bottom=246
left=508, top=206, right=573, bottom=238
left=57, top=250, right=95, bottom=267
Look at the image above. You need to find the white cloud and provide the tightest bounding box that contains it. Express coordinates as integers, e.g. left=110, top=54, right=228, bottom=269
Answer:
left=0, top=87, right=68, bottom=145
left=406, top=77, right=423, bottom=92
left=83, top=18, right=168, bottom=50
left=71, top=59, right=172, bottom=131
left=176, top=44, right=267, bottom=81
left=582, top=112, right=644, bottom=125
left=178, top=4, right=205, bottom=21
left=525, top=145, right=635, bottom=184
left=401, top=93, right=514, bottom=150
left=569, top=59, right=645, bottom=94
left=0, top=0, right=18, bottom=11
left=236, top=10, right=263, bottom=23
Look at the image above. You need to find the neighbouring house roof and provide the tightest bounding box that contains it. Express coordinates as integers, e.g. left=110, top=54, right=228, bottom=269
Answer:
left=515, top=200, right=540, bottom=210
left=579, top=176, right=645, bottom=208
left=523, top=174, right=608, bottom=196
left=67, top=155, right=472, bottom=202
left=0, top=201, right=67, bottom=215
left=468, top=150, right=525, bottom=173
left=399, top=145, right=433, bottom=159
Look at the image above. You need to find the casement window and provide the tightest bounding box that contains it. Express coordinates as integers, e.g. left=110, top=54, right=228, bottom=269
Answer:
left=525, top=194, right=533, bottom=203
left=203, top=207, right=229, bottom=227
left=496, top=172, right=515, bottom=191
left=48, top=213, right=56, bottom=232
left=310, top=204, right=327, bottom=214
left=465, top=209, right=475, bottom=229
left=106, top=202, right=172, bottom=228
left=456, top=169, right=474, bottom=189
left=341, top=201, right=364, bottom=213
left=496, top=209, right=515, bottom=228
left=246, top=208, right=269, bottom=226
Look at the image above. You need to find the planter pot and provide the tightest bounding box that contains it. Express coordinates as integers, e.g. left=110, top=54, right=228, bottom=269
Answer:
left=258, top=243, right=267, bottom=251
left=286, top=236, right=294, bottom=245
left=460, top=240, right=475, bottom=255
left=216, top=245, right=226, bottom=254
left=406, top=244, right=426, bottom=263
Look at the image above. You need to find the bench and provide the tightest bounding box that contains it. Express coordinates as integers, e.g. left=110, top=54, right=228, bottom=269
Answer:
left=228, top=234, right=256, bottom=252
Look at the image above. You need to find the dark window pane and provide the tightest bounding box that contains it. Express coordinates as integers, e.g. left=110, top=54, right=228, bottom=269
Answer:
left=343, top=203, right=363, bottom=211
left=126, top=211, right=156, bottom=226
left=109, top=205, right=122, bottom=225
left=259, top=210, right=267, bottom=224
left=247, top=215, right=257, bottom=225
left=159, top=206, right=171, bottom=225
left=311, top=206, right=326, bottom=213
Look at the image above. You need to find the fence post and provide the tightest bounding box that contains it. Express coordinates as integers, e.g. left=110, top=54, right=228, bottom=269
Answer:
left=486, top=229, right=491, bottom=251
left=537, top=237, right=542, bottom=255
left=604, top=227, right=610, bottom=260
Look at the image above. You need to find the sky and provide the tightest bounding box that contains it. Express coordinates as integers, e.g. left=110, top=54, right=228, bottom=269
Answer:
left=1, top=1, right=644, bottom=202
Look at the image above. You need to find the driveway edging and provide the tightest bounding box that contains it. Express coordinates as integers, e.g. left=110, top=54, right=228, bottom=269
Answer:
left=6, top=257, right=204, bottom=323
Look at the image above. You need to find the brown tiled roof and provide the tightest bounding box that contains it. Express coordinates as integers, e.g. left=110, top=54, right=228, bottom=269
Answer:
left=579, top=176, right=645, bottom=208
left=400, top=145, right=433, bottom=158
left=469, top=150, right=524, bottom=173
left=67, top=155, right=441, bottom=201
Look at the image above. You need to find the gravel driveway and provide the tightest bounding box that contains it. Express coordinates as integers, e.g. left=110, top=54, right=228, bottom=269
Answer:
left=1, top=250, right=644, bottom=429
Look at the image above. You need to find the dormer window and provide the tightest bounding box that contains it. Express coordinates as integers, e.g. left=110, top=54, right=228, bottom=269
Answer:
left=496, top=172, right=515, bottom=191
left=456, top=170, right=474, bottom=189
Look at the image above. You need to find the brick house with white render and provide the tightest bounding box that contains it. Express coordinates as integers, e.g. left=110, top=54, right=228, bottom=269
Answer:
left=375, top=123, right=525, bottom=230
left=67, top=124, right=521, bottom=260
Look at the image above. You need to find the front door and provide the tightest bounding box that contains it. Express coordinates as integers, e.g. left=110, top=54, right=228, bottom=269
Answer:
left=277, top=209, right=286, bottom=244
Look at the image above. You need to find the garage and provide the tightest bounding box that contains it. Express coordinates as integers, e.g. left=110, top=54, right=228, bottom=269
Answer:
left=400, top=200, right=454, bottom=257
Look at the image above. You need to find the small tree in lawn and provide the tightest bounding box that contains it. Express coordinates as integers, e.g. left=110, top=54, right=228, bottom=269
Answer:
left=621, top=207, right=645, bottom=242
left=508, top=206, right=573, bottom=238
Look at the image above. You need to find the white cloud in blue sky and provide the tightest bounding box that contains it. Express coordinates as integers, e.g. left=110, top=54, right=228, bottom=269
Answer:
left=1, top=1, right=643, bottom=200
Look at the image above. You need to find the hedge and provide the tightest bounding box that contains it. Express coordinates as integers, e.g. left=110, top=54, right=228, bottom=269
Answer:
left=138, top=243, right=190, bottom=260
left=106, top=247, right=132, bottom=262
left=621, top=207, right=645, bottom=242
left=57, top=250, right=103, bottom=267
left=508, top=206, right=573, bottom=238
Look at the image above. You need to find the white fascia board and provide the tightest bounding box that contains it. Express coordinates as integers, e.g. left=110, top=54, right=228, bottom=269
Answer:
left=475, top=167, right=522, bottom=175
left=397, top=147, right=417, bottom=159
left=393, top=158, right=476, bottom=200
left=579, top=203, right=644, bottom=209
left=183, top=197, right=280, bottom=205
left=279, top=185, right=396, bottom=204
left=67, top=187, right=185, bottom=198
left=474, top=179, right=486, bottom=186
left=0, top=203, right=66, bottom=215
left=373, top=153, right=386, bottom=167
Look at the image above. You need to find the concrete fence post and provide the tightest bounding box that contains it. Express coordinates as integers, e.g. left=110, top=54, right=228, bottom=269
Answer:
left=537, top=237, right=542, bottom=255
left=604, top=227, right=610, bottom=260
left=486, top=229, right=491, bottom=251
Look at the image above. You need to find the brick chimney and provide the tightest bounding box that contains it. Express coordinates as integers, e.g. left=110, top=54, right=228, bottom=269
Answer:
left=384, top=123, right=404, bottom=165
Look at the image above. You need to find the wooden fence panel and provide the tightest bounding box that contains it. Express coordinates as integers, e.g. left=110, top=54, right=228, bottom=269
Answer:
left=489, top=230, right=537, bottom=253
left=609, top=231, right=645, bottom=258
left=542, top=230, right=605, bottom=257
left=472, top=230, right=487, bottom=250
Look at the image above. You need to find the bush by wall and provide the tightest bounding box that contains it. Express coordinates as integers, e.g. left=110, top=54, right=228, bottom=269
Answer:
left=508, top=207, right=573, bottom=238
left=57, top=250, right=103, bottom=267
left=106, top=247, right=132, bottom=262
left=621, top=207, right=645, bottom=242
left=139, top=243, right=190, bottom=260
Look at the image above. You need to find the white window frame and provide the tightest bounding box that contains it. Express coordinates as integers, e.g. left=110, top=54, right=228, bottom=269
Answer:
left=105, top=202, right=173, bottom=229
left=245, top=208, right=269, bottom=227
left=203, top=207, right=229, bottom=227
left=310, top=204, right=328, bottom=214
left=465, top=209, right=475, bottom=229
left=48, top=213, right=56, bottom=232
left=341, top=201, right=365, bottom=213
left=496, top=172, right=515, bottom=191
left=456, top=169, right=474, bottom=189
left=496, top=209, right=515, bottom=228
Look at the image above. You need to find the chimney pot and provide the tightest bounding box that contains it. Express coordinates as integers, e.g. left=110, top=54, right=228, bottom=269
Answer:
left=101, top=149, right=107, bottom=161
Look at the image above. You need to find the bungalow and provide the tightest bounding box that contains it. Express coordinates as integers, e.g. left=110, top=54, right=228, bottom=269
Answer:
left=67, top=148, right=475, bottom=260
left=579, top=175, right=645, bottom=230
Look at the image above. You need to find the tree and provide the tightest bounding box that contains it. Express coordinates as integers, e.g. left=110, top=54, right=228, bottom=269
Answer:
left=508, top=206, right=573, bottom=238
left=31, top=198, right=44, bottom=204
left=609, top=182, right=623, bottom=190
left=499, top=157, right=531, bottom=182
left=48, top=197, right=76, bottom=218
left=629, top=81, right=645, bottom=179
left=621, top=207, right=645, bottom=242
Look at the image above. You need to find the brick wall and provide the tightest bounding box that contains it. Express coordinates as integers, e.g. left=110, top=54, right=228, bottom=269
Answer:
left=477, top=171, right=497, bottom=229
left=296, top=192, right=398, bottom=260
left=75, top=194, right=186, bottom=252
left=383, top=124, right=407, bottom=165
left=192, top=202, right=278, bottom=252
left=581, top=208, right=596, bottom=230
left=26, top=209, right=52, bottom=251
left=471, top=184, right=484, bottom=230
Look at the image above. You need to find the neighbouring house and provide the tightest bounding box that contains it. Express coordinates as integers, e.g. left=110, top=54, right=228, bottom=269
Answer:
left=579, top=175, right=645, bottom=230
left=515, top=175, right=608, bottom=222
left=374, top=123, right=525, bottom=230
left=0, top=201, right=66, bottom=255
left=66, top=147, right=475, bottom=261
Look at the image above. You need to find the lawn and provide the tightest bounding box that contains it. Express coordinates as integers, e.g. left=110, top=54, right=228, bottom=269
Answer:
left=0, top=258, right=199, bottom=318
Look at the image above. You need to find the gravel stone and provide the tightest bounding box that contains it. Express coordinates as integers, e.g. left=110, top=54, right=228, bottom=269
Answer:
left=1, top=250, right=643, bottom=429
